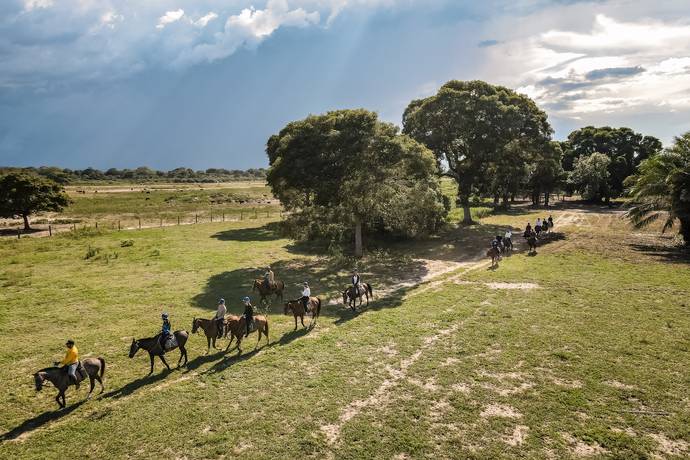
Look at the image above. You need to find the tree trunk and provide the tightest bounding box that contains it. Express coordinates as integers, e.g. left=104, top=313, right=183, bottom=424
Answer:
left=22, top=214, right=31, bottom=231
left=510, top=194, right=516, bottom=203
left=493, top=194, right=499, bottom=206
left=502, top=194, right=510, bottom=208
left=458, top=183, right=474, bottom=225
left=679, top=218, right=690, bottom=246
left=543, top=191, right=550, bottom=207
left=354, top=219, right=363, bottom=258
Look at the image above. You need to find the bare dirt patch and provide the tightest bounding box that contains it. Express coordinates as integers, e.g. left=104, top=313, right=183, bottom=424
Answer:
left=649, top=433, right=690, bottom=457
left=605, top=380, right=635, bottom=390
left=480, top=404, right=522, bottom=419
left=485, top=282, right=540, bottom=290
left=561, top=433, right=609, bottom=457
left=503, top=425, right=530, bottom=446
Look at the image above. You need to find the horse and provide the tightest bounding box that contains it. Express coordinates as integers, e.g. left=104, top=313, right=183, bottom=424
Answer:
left=34, top=357, right=105, bottom=409
left=224, top=315, right=269, bottom=354
left=284, top=297, right=321, bottom=330
left=129, top=330, right=189, bottom=375
left=487, top=247, right=501, bottom=268
left=527, top=235, right=538, bottom=254
left=252, top=279, right=285, bottom=306
left=192, top=317, right=225, bottom=354
left=342, top=284, right=373, bottom=310
left=502, top=238, right=513, bottom=253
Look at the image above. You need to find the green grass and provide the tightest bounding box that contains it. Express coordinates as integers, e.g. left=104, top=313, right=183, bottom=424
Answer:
left=0, top=204, right=689, bottom=459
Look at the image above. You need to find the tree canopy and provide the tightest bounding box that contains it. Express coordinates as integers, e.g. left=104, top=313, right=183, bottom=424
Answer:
left=266, top=109, right=448, bottom=256
left=402, top=80, right=553, bottom=223
left=0, top=172, right=71, bottom=230
left=625, top=132, right=690, bottom=245
left=562, top=126, right=662, bottom=198
left=568, top=152, right=611, bottom=202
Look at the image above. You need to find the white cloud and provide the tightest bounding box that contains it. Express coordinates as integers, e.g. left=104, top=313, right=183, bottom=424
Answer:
left=23, top=0, right=53, bottom=11
left=156, top=9, right=185, bottom=29
left=194, top=12, right=218, bottom=28
left=482, top=11, right=690, bottom=117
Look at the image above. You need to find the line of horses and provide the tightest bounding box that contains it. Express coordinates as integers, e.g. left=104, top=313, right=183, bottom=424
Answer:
left=34, top=276, right=374, bottom=409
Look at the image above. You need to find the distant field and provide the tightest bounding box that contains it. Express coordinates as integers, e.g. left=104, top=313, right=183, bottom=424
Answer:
left=0, top=198, right=688, bottom=459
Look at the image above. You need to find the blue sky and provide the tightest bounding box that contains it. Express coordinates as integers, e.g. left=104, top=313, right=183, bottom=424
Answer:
left=1, top=0, right=689, bottom=169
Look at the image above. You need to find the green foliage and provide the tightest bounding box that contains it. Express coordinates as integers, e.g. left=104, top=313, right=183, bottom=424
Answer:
left=562, top=126, right=662, bottom=197
left=625, top=131, right=690, bottom=244
left=568, top=152, right=611, bottom=202
left=120, top=239, right=135, bottom=247
left=0, top=172, right=71, bottom=229
left=403, top=80, right=552, bottom=222
left=84, top=245, right=101, bottom=259
left=267, top=109, right=447, bottom=253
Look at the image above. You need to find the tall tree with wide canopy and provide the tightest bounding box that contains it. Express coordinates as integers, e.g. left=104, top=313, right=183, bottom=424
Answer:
left=266, top=109, right=447, bottom=256
left=402, top=80, right=553, bottom=223
left=568, top=152, right=611, bottom=202
left=563, top=126, right=662, bottom=199
left=625, top=132, right=690, bottom=245
left=0, top=172, right=70, bottom=230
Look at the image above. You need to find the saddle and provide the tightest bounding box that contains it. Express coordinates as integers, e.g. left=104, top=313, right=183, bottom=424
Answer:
left=163, top=334, right=178, bottom=351
left=62, top=362, right=88, bottom=382
left=246, top=318, right=256, bottom=333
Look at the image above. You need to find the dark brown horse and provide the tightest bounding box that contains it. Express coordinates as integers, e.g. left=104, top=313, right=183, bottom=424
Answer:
left=224, top=314, right=269, bottom=354
left=487, top=247, right=501, bottom=268
left=34, top=357, right=105, bottom=408
left=192, top=317, right=225, bottom=354
left=284, top=297, right=321, bottom=329
left=527, top=235, right=538, bottom=254
left=342, top=284, right=373, bottom=310
left=252, top=279, right=284, bottom=306
left=129, top=330, right=188, bottom=375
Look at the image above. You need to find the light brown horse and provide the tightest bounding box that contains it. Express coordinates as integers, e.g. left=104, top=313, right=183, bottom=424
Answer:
left=343, top=284, right=373, bottom=310
left=192, top=317, right=225, bottom=354
left=284, top=297, right=321, bottom=330
left=34, top=357, right=105, bottom=408
left=224, top=314, right=269, bottom=354
left=252, top=279, right=284, bottom=306
left=487, top=247, right=501, bottom=268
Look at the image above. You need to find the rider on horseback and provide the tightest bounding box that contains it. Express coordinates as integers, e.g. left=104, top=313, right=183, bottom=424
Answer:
left=57, top=339, right=80, bottom=389
left=242, top=296, right=254, bottom=338
left=160, top=312, right=171, bottom=350
left=215, top=298, right=226, bottom=339
left=523, top=223, right=532, bottom=238
left=263, top=266, right=275, bottom=290
left=548, top=215, right=554, bottom=229
left=352, top=269, right=361, bottom=297
left=491, top=236, right=500, bottom=251
left=504, top=229, right=512, bottom=248
left=301, top=282, right=311, bottom=314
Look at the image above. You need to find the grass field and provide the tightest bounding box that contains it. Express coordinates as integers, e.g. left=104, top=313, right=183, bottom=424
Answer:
left=0, top=196, right=689, bottom=458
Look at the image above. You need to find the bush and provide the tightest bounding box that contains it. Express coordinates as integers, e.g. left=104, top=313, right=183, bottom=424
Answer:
left=120, top=239, right=134, bottom=247
left=85, top=246, right=100, bottom=259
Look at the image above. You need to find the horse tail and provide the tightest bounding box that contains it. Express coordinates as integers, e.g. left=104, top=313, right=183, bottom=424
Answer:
left=316, top=297, right=321, bottom=318
left=367, top=283, right=373, bottom=298
left=98, top=357, right=106, bottom=380
left=264, top=320, right=269, bottom=341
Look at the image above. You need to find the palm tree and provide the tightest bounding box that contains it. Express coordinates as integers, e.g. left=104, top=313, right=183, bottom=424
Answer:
left=624, top=132, right=690, bottom=245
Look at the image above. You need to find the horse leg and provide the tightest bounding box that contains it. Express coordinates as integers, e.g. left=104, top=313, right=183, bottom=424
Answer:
left=148, top=354, right=155, bottom=375
left=87, top=377, right=95, bottom=400
left=225, top=334, right=236, bottom=352
left=206, top=336, right=211, bottom=355
left=159, top=354, right=171, bottom=371
left=212, top=336, right=218, bottom=350
left=294, top=315, right=298, bottom=331
left=300, top=314, right=305, bottom=328
left=96, top=374, right=105, bottom=394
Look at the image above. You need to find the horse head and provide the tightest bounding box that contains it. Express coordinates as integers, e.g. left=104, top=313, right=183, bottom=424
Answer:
left=128, top=338, right=140, bottom=358
left=283, top=301, right=291, bottom=315
left=191, top=318, right=199, bottom=334
left=342, top=290, right=349, bottom=305
left=33, top=372, right=45, bottom=391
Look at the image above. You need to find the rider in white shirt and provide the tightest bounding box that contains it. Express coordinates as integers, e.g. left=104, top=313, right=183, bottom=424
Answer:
left=301, top=282, right=311, bottom=312
left=214, top=298, right=226, bottom=338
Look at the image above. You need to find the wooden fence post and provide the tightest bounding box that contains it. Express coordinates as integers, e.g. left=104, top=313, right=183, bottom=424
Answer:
left=241, top=211, right=244, bottom=220
left=73, top=223, right=76, bottom=231
left=17, top=229, right=21, bottom=239
left=266, top=210, right=269, bottom=218
left=222, top=213, right=225, bottom=222
left=118, top=220, right=121, bottom=231
left=211, top=214, right=213, bottom=223
left=177, top=216, right=180, bottom=225
left=160, top=218, right=163, bottom=228
left=195, top=214, right=198, bottom=224
left=254, top=208, right=257, bottom=219
left=48, top=225, right=52, bottom=236
left=95, top=221, right=98, bottom=229
left=138, top=218, right=141, bottom=229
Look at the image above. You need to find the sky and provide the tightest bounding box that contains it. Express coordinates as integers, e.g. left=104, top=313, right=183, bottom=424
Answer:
left=0, top=0, right=689, bottom=170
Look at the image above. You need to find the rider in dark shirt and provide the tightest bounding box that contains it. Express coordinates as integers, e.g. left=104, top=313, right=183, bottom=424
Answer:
left=242, top=297, right=253, bottom=338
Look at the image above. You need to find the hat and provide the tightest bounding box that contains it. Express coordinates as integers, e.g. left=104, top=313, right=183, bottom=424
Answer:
left=218, top=298, right=225, bottom=304
left=303, top=282, right=309, bottom=286
left=242, top=296, right=251, bottom=303
left=66, top=339, right=75, bottom=346
left=161, top=312, right=169, bottom=319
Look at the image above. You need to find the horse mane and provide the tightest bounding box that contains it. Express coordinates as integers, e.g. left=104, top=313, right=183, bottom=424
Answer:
left=36, top=366, right=59, bottom=374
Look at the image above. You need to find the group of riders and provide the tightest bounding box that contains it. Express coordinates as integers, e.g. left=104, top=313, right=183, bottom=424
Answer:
left=490, top=215, right=554, bottom=253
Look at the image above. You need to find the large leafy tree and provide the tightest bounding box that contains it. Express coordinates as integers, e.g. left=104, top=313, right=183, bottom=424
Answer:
left=402, top=80, right=552, bottom=223
left=266, top=109, right=447, bottom=256
left=0, top=172, right=71, bottom=230
left=568, top=152, right=611, bottom=202
left=625, top=132, right=690, bottom=245
left=563, top=126, right=662, bottom=198
left=527, top=141, right=564, bottom=206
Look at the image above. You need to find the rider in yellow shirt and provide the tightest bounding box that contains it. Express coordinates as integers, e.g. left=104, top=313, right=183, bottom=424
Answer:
left=57, top=339, right=80, bottom=389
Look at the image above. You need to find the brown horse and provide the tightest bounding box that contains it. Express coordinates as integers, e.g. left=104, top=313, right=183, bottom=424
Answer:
left=487, top=247, right=501, bottom=268
left=224, top=315, right=269, bottom=354
left=527, top=235, right=538, bottom=254
left=192, top=317, right=225, bottom=354
left=129, top=330, right=189, bottom=375
left=252, top=279, right=285, bottom=306
left=284, top=297, right=321, bottom=330
left=34, top=357, right=106, bottom=408
left=343, top=284, right=373, bottom=310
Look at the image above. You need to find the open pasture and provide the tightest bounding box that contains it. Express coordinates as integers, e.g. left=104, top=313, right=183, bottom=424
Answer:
left=0, top=204, right=688, bottom=459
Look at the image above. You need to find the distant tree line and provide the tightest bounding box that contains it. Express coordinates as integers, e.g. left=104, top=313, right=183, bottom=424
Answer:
left=0, top=166, right=268, bottom=184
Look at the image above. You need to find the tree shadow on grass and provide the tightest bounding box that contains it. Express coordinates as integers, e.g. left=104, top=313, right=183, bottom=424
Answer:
left=0, top=401, right=86, bottom=442
left=210, top=223, right=281, bottom=242
left=627, top=242, right=690, bottom=264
